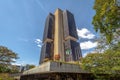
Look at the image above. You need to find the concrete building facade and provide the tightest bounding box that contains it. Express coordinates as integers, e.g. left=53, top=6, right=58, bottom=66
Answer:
left=40, top=9, right=82, bottom=64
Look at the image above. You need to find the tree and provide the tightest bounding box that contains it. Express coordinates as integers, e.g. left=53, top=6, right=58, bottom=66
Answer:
left=92, top=0, right=120, bottom=43
left=28, top=64, right=36, bottom=69
left=81, top=43, right=120, bottom=79
left=85, top=1, right=120, bottom=78
left=24, top=64, right=36, bottom=71
left=0, top=46, right=18, bottom=72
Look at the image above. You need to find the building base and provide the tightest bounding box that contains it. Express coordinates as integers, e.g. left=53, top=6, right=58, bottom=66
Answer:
left=20, top=61, right=93, bottom=80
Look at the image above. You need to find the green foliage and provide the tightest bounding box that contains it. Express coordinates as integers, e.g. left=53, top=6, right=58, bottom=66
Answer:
left=28, top=64, right=36, bottom=69
left=10, top=65, right=20, bottom=73
left=0, top=65, right=11, bottom=73
left=81, top=43, right=120, bottom=79
left=84, top=1, right=120, bottom=79
left=0, top=46, right=18, bottom=64
left=0, top=46, right=19, bottom=73
left=92, top=0, right=120, bottom=43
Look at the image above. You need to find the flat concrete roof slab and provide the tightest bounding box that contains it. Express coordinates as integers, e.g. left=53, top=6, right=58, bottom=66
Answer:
left=23, top=61, right=89, bottom=75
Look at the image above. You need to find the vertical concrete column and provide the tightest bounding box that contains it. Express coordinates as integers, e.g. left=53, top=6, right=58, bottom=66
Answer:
left=54, top=9, right=64, bottom=61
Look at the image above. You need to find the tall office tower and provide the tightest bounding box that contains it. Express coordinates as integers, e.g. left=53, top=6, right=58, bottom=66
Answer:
left=40, top=13, right=54, bottom=64
left=63, top=10, right=82, bottom=61
left=40, top=9, right=82, bottom=64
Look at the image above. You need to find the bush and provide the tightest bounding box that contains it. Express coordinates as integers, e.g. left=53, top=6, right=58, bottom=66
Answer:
left=0, top=73, right=14, bottom=80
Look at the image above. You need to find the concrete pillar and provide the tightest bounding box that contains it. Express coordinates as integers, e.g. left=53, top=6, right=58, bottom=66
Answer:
left=54, top=8, right=64, bottom=61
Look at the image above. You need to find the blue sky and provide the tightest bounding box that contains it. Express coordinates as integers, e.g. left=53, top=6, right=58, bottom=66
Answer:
left=0, top=0, right=98, bottom=65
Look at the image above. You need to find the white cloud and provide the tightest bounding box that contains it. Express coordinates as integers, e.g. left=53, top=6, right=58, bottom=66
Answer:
left=80, top=41, right=98, bottom=50
left=35, top=39, right=42, bottom=44
left=37, top=44, right=42, bottom=48
left=12, top=63, right=22, bottom=66
left=35, top=39, right=42, bottom=48
left=12, top=60, right=25, bottom=66
left=77, top=28, right=95, bottom=39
